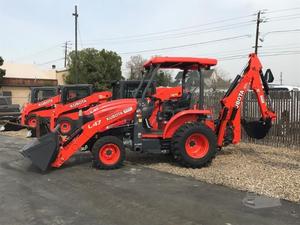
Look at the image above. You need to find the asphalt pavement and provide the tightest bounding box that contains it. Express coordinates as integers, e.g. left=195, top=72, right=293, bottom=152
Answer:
left=0, top=134, right=299, bottom=225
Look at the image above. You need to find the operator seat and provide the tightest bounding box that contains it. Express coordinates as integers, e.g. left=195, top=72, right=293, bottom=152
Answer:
left=174, top=92, right=192, bottom=113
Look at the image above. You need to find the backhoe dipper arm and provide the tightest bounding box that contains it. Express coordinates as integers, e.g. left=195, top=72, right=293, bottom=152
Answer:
left=216, top=53, right=276, bottom=147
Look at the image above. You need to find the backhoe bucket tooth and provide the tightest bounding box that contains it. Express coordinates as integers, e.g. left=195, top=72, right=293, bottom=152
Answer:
left=21, top=132, right=60, bottom=171
left=241, top=118, right=272, bottom=139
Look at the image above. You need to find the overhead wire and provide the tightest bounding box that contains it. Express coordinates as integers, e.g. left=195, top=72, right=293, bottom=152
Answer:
left=83, top=21, right=255, bottom=45
left=118, top=34, right=251, bottom=55
left=266, top=7, right=300, bottom=14
left=14, top=43, right=63, bottom=62
left=83, top=14, right=256, bottom=43
left=37, top=57, right=65, bottom=66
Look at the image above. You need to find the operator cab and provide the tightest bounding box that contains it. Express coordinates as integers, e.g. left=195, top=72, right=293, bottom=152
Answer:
left=30, top=86, right=60, bottom=103
left=60, top=84, right=93, bottom=104
left=111, top=80, right=156, bottom=100
left=137, top=57, right=217, bottom=131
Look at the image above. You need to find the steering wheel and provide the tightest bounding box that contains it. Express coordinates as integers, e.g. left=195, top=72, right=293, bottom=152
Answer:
left=149, top=95, right=162, bottom=103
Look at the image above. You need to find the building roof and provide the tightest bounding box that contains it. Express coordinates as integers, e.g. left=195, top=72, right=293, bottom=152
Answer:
left=1, top=63, right=56, bottom=80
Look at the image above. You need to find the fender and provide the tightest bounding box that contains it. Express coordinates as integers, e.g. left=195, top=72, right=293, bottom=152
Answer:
left=163, top=109, right=212, bottom=139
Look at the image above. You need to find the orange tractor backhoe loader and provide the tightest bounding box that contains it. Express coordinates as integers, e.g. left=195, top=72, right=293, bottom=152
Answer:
left=21, top=53, right=276, bottom=171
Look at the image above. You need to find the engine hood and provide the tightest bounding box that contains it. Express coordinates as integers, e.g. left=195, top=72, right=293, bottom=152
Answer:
left=84, top=98, right=138, bottom=116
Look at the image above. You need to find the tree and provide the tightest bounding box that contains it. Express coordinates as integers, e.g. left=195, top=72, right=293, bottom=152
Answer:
left=126, top=55, right=146, bottom=80
left=156, top=70, right=172, bottom=86
left=174, top=68, right=231, bottom=91
left=211, top=68, right=231, bottom=91
left=65, top=48, right=122, bottom=90
left=126, top=55, right=173, bottom=86
left=0, top=57, right=6, bottom=84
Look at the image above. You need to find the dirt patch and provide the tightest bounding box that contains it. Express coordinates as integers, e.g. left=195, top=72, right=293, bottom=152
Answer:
left=127, top=143, right=300, bottom=202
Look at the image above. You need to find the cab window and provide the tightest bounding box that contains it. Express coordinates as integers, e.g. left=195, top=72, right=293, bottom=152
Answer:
left=65, top=88, right=90, bottom=103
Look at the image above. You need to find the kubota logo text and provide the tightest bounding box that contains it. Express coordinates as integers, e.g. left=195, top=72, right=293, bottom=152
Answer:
left=235, top=90, right=244, bottom=108
left=106, top=107, right=133, bottom=121
left=69, top=99, right=87, bottom=108
left=38, top=99, right=53, bottom=107
left=88, top=106, right=100, bottom=114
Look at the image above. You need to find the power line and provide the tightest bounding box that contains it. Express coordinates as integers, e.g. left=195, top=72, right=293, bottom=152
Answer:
left=267, top=13, right=300, bottom=20
left=14, top=43, right=62, bottom=62
left=84, top=14, right=255, bottom=43
left=259, top=28, right=300, bottom=42
left=37, top=57, right=65, bottom=66
left=119, top=34, right=251, bottom=55
left=218, top=51, right=300, bottom=61
left=268, top=15, right=300, bottom=23
left=267, top=7, right=300, bottom=14
left=83, top=21, right=255, bottom=45
left=85, top=8, right=300, bottom=43
left=78, top=21, right=84, bottom=49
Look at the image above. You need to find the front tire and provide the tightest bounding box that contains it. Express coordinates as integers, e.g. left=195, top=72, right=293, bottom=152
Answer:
left=92, top=136, right=125, bottom=169
left=56, top=117, right=76, bottom=136
left=26, top=114, right=37, bottom=128
left=172, top=122, right=217, bottom=168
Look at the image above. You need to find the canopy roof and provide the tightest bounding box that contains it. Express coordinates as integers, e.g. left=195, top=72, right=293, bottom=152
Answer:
left=144, top=57, right=217, bottom=70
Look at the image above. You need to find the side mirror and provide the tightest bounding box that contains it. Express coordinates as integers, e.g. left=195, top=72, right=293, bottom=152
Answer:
left=264, top=69, right=274, bottom=83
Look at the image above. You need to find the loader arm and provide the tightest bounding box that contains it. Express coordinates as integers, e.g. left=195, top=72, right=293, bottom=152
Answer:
left=216, top=53, right=276, bottom=147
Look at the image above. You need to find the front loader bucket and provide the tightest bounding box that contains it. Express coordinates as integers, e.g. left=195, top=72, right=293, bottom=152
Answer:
left=242, top=118, right=272, bottom=139
left=21, top=131, right=60, bottom=171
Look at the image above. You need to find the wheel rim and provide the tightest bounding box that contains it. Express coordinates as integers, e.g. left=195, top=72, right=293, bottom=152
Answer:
left=60, top=121, right=72, bottom=134
left=28, top=117, right=37, bottom=128
left=99, top=144, right=121, bottom=165
left=185, top=133, right=209, bottom=159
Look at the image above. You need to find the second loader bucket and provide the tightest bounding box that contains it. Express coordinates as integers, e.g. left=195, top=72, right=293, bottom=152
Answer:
left=21, top=131, right=60, bottom=171
left=242, top=118, right=272, bottom=139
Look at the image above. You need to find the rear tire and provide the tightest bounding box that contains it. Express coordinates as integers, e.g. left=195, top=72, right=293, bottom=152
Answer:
left=172, top=122, right=217, bottom=168
left=92, top=136, right=125, bottom=169
left=56, top=117, right=76, bottom=136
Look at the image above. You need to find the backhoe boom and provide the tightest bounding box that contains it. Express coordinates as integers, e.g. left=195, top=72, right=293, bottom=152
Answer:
left=216, top=53, right=276, bottom=147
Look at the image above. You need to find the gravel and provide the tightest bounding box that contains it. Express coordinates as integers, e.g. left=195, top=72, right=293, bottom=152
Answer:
left=2, top=130, right=300, bottom=202
left=127, top=143, right=300, bottom=202
left=0, top=129, right=29, bottom=138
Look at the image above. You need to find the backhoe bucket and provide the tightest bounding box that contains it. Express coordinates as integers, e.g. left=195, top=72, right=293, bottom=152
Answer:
left=21, top=131, right=60, bottom=171
left=242, top=118, right=272, bottom=139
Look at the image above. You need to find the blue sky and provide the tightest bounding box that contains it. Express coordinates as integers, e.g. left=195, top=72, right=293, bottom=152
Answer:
left=1, top=0, right=300, bottom=85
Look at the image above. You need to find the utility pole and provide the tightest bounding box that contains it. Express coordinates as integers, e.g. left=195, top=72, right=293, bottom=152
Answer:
left=254, top=10, right=262, bottom=55
left=72, top=5, right=79, bottom=83
left=64, top=41, right=68, bottom=68
left=280, top=72, right=283, bottom=85
left=62, top=41, right=71, bottom=68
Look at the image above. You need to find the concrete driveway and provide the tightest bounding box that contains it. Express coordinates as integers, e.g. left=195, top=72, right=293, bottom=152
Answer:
left=0, top=134, right=299, bottom=225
